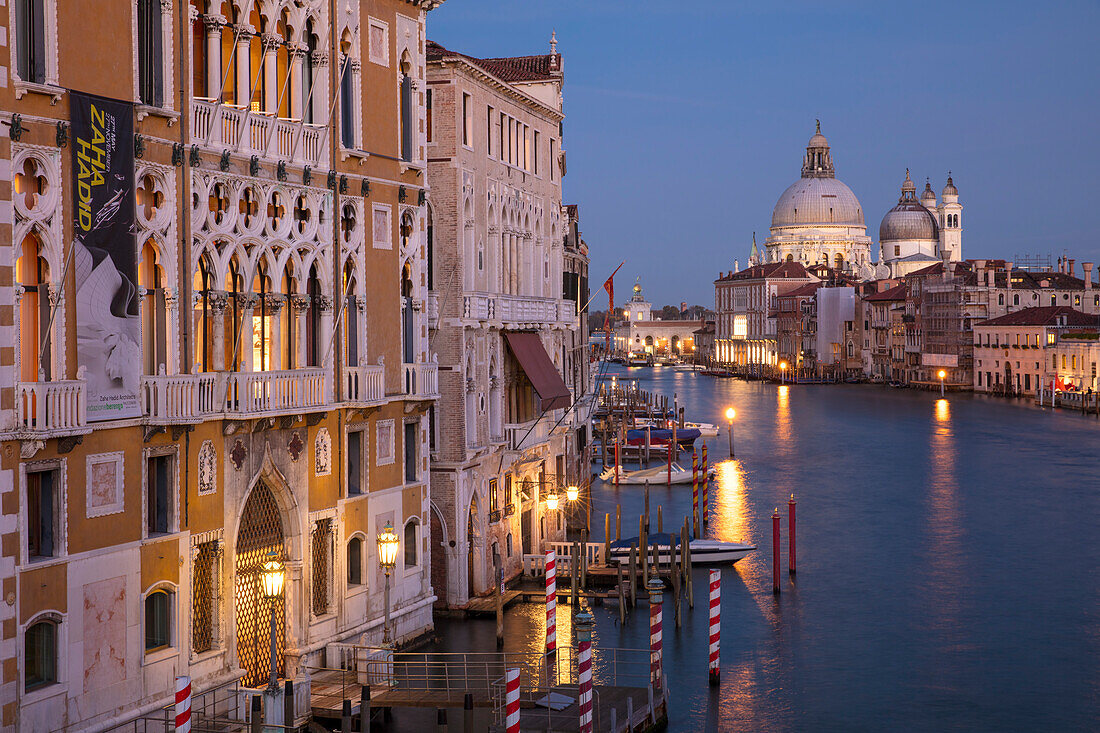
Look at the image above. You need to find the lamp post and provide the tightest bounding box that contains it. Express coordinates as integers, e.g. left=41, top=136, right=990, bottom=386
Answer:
left=260, top=552, right=285, bottom=694
left=780, top=361, right=788, bottom=384
left=938, top=369, right=946, bottom=397
left=377, top=522, right=399, bottom=646
left=725, top=407, right=735, bottom=458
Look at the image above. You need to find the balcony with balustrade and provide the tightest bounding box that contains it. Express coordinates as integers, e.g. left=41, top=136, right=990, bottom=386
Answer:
left=503, top=415, right=561, bottom=452
left=191, top=99, right=325, bottom=168
left=14, top=380, right=90, bottom=438
left=343, top=365, right=386, bottom=406
left=461, top=292, right=576, bottom=328
left=402, top=363, right=439, bottom=400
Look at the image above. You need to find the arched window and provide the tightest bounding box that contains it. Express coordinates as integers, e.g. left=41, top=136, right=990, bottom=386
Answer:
left=192, top=254, right=214, bottom=372
left=226, top=255, right=244, bottom=370
left=282, top=264, right=296, bottom=369
left=25, top=618, right=57, bottom=690
left=302, top=19, right=316, bottom=123
left=138, top=0, right=164, bottom=106
left=401, top=260, right=414, bottom=364
left=307, top=264, right=322, bottom=367
left=998, top=294, right=1004, bottom=306
left=252, top=263, right=272, bottom=371
left=190, top=1, right=206, bottom=98
left=144, top=589, right=172, bottom=651
left=404, top=520, right=418, bottom=567
left=139, top=238, right=167, bottom=375
left=347, top=536, right=363, bottom=586
left=343, top=263, right=358, bottom=367
left=400, top=57, right=413, bottom=161
left=17, top=232, right=50, bottom=381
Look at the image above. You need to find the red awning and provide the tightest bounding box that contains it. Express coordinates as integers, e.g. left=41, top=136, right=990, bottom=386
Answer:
left=504, top=331, right=572, bottom=411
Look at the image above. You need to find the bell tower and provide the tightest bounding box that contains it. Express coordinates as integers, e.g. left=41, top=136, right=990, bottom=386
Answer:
left=939, top=174, right=962, bottom=261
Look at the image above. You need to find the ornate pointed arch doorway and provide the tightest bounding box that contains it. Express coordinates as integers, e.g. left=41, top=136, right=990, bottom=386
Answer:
left=236, top=483, right=287, bottom=688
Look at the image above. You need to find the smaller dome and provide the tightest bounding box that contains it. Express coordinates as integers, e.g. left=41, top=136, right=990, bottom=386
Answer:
left=920, top=179, right=936, bottom=206
left=942, top=174, right=958, bottom=197
left=880, top=170, right=940, bottom=243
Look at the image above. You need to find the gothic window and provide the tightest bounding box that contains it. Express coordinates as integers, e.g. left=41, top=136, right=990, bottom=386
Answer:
left=400, top=71, right=414, bottom=161
left=306, top=265, right=322, bottom=367
left=343, top=264, right=358, bottom=367
left=15, top=0, right=46, bottom=84
left=226, top=256, right=244, bottom=371
left=281, top=265, right=296, bottom=369
left=139, top=239, right=168, bottom=375
left=251, top=264, right=273, bottom=371
left=192, top=255, right=214, bottom=372
left=17, top=233, right=50, bottom=382
left=340, top=56, right=354, bottom=148
left=302, top=19, right=316, bottom=123
left=138, top=0, right=164, bottom=106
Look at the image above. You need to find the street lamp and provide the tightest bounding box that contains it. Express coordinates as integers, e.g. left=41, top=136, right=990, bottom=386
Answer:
left=546, top=492, right=560, bottom=512
left=377, top=522, right=399, bottom=646
left=566, top=485, right=579, bottom=503
left=779, top=361, right=788, bottom=384
left=725, top=407, right=736, bottom=458
left=938, top=369, right=946, bottom=397
left=260, top=552, right=285, bottom=694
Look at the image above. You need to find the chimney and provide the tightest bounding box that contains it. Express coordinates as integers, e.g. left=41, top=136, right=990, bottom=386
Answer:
left=1069, top=259, right=1076, bottom=278
left=1006, top=262, right=1013, bottom=291
left=1084, top=262, right=1095, bottom=291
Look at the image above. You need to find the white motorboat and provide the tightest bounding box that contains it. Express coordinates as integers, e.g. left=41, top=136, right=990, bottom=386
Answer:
left=632, top=418, right=719, bottom=437
left=609, top=534, right=755, bottom=565
left=673, top=363, right=704, bottom=372
left=598, top=463, right=716, bottom=485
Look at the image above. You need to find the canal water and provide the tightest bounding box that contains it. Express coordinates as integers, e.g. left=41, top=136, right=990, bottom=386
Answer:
left=428, top=364, right=1100, bottom=732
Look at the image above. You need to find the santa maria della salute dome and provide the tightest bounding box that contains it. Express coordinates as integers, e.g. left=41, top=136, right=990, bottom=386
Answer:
left=762, top=121, right=875, bottom=277
left=750, top=122, right=964, bottom=281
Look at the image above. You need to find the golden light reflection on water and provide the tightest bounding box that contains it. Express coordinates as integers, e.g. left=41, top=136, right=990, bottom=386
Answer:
left=929, top=398, right=963, bottom=632
left=713, top=459, right=754, bottom=548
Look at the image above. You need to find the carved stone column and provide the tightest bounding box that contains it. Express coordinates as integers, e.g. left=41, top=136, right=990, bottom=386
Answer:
left=288, top=46, right=306, bottom=121
left=265, top=294, right=285, bottom=370
left=261, top=33, right=281, bottom=114
left=233, top=25, right=255, bottom=108
left=164, top=287, right=179, bottom=375
left=209, top=290, right=229, bottom=372
left=202, top=15, right=225, bottom=101
left=290, top=295, right=310, bottom=369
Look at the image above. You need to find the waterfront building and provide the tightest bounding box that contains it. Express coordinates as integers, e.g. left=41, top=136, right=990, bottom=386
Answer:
left=762, top=122, right=875, bottom=275
left=693, top=321, right=716, bottom=364
left=862, top=283, right=907, bottom=381
left=425, top=38, right=583, bottom=608
left=879, top=171, right=963, bottom=277
left=775, top=283, right=820, bottom=371
left=973, top=307, right=1097, bottom=394
left=0, top=0, right=440, bottom=728
left=612, top=280, right=701, bottom=358
left=714, top=262, right=816, bottom=368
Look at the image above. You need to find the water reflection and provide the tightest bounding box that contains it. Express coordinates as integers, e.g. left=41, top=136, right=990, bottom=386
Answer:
left=713, top=459, right=754, bottom=548
left=927, top=398, right=963, bottom=638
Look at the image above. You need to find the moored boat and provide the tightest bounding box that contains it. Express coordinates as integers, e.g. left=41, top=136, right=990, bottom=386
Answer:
left=609, top=534, right=755, bottom=565
left=597, top=462, right=716, bottom=484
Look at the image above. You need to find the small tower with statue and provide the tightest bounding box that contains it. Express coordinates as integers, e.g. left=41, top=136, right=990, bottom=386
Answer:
left=622, top=278, right=652, bottom=321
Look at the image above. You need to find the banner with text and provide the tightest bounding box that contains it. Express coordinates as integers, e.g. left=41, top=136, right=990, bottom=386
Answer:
left=70, top=91, right=141, bottom=421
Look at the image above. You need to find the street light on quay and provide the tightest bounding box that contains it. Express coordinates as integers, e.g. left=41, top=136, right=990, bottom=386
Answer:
left=938, top=369, right=947, bottom=397
left=779, top=361, right=788, bottom=384
left=260, top=552, right=285, bottom=694
left=377, top=522, right=400, bottom=646
left=725, top=407, right=736, bottom=458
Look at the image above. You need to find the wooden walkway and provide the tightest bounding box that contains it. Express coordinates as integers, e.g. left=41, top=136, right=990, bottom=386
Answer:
left=461, top=589, right=524, bottom=616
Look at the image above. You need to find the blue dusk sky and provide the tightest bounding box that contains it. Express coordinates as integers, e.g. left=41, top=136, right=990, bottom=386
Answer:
left=428, top=1, right=1100, bottom=307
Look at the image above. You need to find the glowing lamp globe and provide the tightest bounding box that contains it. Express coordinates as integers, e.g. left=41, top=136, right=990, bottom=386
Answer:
left=938, top=370, right=946, bottom=380
left=566, top=485, right=579, bottom=502
left=725, top=407, right=735, bottom=422
left=546, top=493, right=560, bottom=512
left=377, top=522, right=399, bottom=570
left=261, top=553, right=285, bottom=599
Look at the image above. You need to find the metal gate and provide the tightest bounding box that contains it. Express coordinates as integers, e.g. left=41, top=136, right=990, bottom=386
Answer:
left=235, top=483, right=286, bottom=688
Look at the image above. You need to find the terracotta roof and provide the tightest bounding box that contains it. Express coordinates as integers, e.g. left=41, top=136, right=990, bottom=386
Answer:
left=863, top=283, right=908, bottom=302
left=779, top=282, right=821, bottom=298
left=976, top=306, right=1097, bottom=327
left=716, top=261, right=813, bottom=283
left=427, top=40, right=560, bottom=82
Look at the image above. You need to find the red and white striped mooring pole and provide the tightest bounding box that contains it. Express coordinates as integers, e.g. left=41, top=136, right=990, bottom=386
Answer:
left=701, top=443, right=709, bottom=525
left=576, top=610, right=595, bottom=733
left=174, top=675, right=191, bottom=733
left=772, top=508, right=781, bottom=595
left=708, top=570, right=721, bottom=685
left=545, top=549, right=557, bottom=654
left=648, top=577, right=664, bottom=685
left=504, top=667, right=520, bottom=733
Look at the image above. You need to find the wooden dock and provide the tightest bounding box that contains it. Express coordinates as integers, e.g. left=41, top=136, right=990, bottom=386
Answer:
left=489, top=685, right=666, bottom=733
left=461, top=588, right=524, bottom=616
